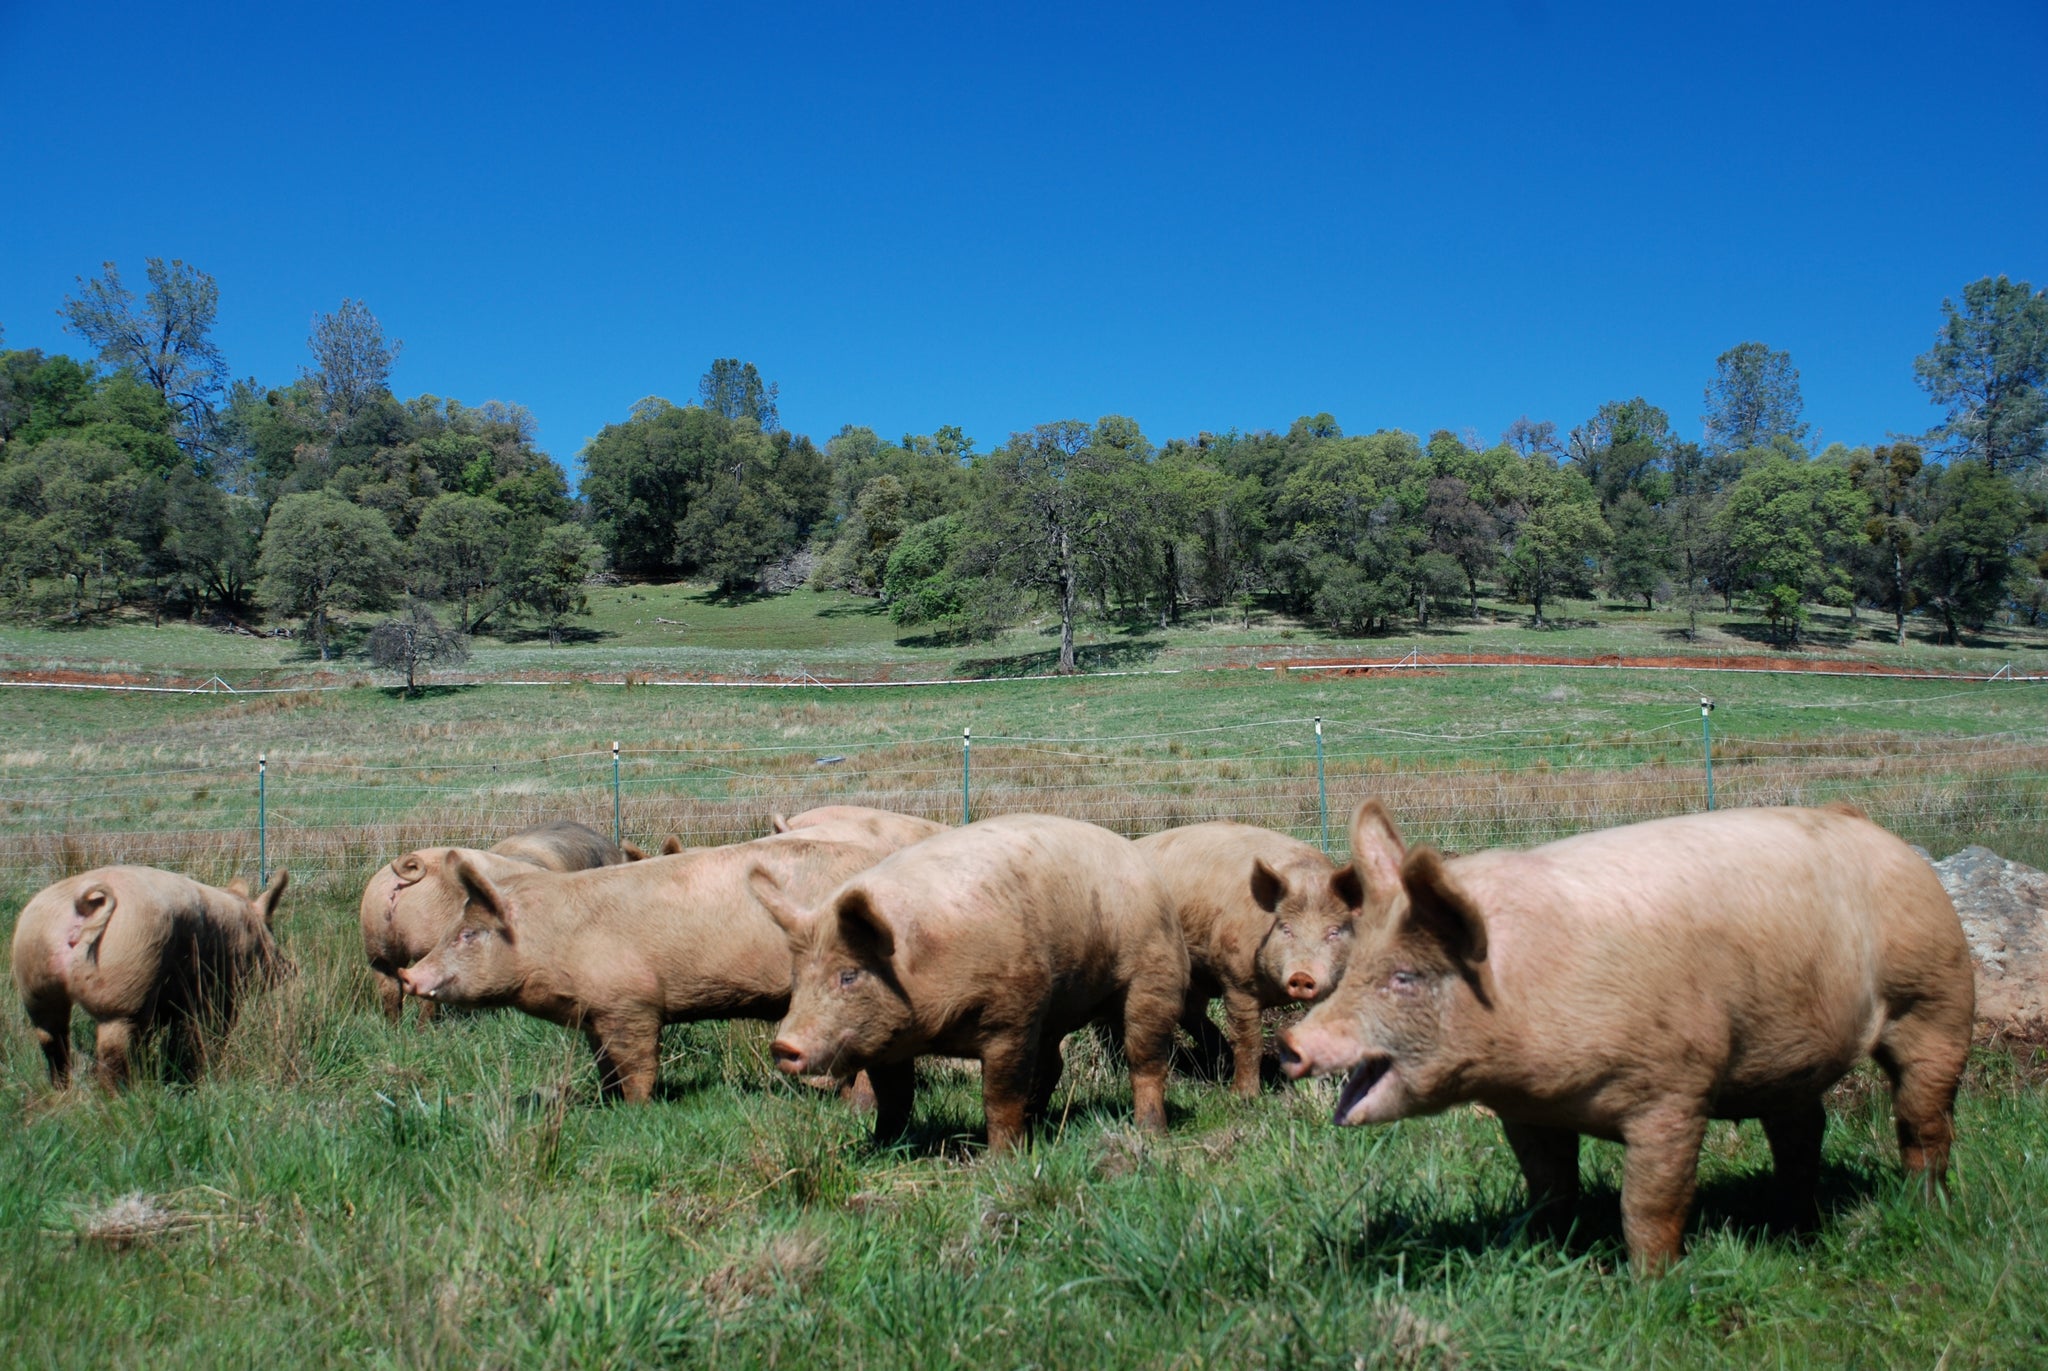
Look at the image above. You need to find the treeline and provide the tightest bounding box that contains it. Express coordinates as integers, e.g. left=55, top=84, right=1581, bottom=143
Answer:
left=4, top=263, right=2045, bottom=667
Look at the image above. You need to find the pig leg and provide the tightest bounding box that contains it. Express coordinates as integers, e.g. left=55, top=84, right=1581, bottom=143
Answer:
left=1221, top=987, right=1265, bottom=1099
left=374, top=969, right=405, bottom=1025
left=1027, top=1039, right=1065, bottom=1130
left=585, top=1013, right=661, bottom=1103
left=93, top=1018, right=139, bottom=1092
left=1174, top=994, right=1232, bottom=1083
left=867, top=1061, right=916, bottom=1144
left=837, top=1071, right=878, bottom=1114
left=1123, top=983, right=1180, bottom=1136
left=1759, top=1098, right=1825, bottom=1231
left=1617, top=1108, right=1707, bottom=1275
left=980, top=1033, right=1040, bottom=1155
left=1500, top=1120, right=1581, bottom=1243
left=1873, top=1021, right=1966, bottom=1192
left=25, top=992, right=73, bottom=1086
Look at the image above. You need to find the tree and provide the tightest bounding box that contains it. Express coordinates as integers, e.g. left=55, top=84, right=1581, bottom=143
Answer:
left=510, top=523, right=604, bottom=646
left=59, top=258, right=228, bottom=460
left=0, top=436, right=145, bottom=618
left=1569, top=397, right=1673, bottom=505
left=698, top=359, right=779, bottom=431
left=1910, top=462, right=2029, bottom=643
left=256, top=493, right=404, bottom=658
left=1422, top=475, right=1497, bottom=615
left=1703, top=342, right=1809, bottom=454
left=307, top=299, right=401, bottom=427
left=1914, top=275, right=2048, bottom=472
left=1501, top=416, right=1562, bottom=461
left=1499, top=464, right=1609, bottom=623
left=368, top=600, right=469, bottom=694
left=581, top=400, right=769, bottom=576
left=959, top=421, right=1101, bottom=673
left=1848, top=442, right=1925, bottom=646
left=158, top=470, right=263, bottom=619
left=411, top=493, right=513, bottom=628
left=1714, top=457, right=1865, bottom=643
left=1603, top=490, right=1672, bottom=609
left=883, top=514, right=968, bottom=625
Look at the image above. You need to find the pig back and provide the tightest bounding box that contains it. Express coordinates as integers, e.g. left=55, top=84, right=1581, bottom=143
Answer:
left=490, top=820, right=628, bottom=872
left=1136, top=822, right=1330, bottom=977
left=62, top=868, right=262, bottom=1021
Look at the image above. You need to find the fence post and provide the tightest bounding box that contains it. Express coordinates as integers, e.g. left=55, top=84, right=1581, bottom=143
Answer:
left=962, top=726, right=972, bottom=824
left=1315, top=717, right=1329, bottom=853
left=612, top=741, right=622, bottom=846
left=1699, top=698, right=1715, bottom=811
left=258, top=752, right=268, bottom=884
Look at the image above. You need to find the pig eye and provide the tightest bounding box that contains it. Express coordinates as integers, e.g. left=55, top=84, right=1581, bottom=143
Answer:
left=1388, top=969, right=1422, bottom=992
left=459, top=928, right=481, bottom=945
left=1325, top=927, right=1346, bottom=943
left=837, top=969, right=861, bottom=989
left=1277, top=922, right=1293, bottom=937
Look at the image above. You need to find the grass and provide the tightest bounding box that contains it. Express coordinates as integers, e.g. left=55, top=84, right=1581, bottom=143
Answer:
left=2, top=594, right=2046, bottom=1366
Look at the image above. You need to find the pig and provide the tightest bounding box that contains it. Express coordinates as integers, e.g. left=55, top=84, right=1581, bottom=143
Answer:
left=1137, top=805, right=1405, bottom=1096
left=395, top=828, right=921, bottom=1102
left=360, top=820, right=639, bottom=1024
left=768, top=805, right=946, bottom=850
left=1277, top=802, right=1975, bottom=1273
left=12, top=865, right=291, bottom=1088
left=747, top=813, right=1191, bottom=1154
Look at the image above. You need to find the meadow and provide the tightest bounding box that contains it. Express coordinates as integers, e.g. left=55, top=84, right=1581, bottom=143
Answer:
left=2, top=589, right=2046, bottom=1368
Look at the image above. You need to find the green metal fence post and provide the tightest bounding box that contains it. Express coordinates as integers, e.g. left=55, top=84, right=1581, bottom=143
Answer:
left=1315, top=717, right=1329, bottom=853
left=258, top=752, right=268, bottom=884
left=612, top=740, right=622, bottom=846
left=962, top=727, right=972, bottom=824
left=1700, top=698, right=1715, bottom=811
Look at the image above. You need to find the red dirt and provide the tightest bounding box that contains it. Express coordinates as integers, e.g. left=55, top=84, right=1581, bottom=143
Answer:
left=1257, top=650, right=2013, bottom=679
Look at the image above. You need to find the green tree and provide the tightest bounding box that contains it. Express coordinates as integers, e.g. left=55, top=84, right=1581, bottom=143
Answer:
left=1499, top=464, right=1609, bottom=623
left=1848, top=442, right=1926, bottom=646
left=256, top=492, right=404, bottom=658
left=509, top=523, right=604, bottom=646
left=1703, top=342, right=1809, bottom=454
left=1909, top=462, right=2030, bottom=643
left=1569, top=398, right=1672, bottom=505
left=1422, top=475, right=1497, bottom=615
left=411, top=493, right=513, bottom=628
left=882, top=514, right=967, bottom=625
left=578, top=399, right=720, bottom=575
left=306, top=299, right=401, bottom=427
left=59, top=258, right=228, bottom=460
left=959, top=421, right=1101, bottom=673
left=698, top=359, right=779, bottom=431
left=0, top=437, right=145, bottom=618
left=1914, top=275, right=2048, bottom=472
left=1714, top=457, right=1866, bottom=643
left=157, top=470, right=263, bottom=618
left=1603, top=490, right=1673, bottom=609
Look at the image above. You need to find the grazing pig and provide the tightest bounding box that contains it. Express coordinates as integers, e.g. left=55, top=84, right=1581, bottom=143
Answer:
left=1137, top=805, right=1404, bottom=1096
left=1278, top=803, right=1974, bottom=1273
left=748, top=814, right=1190, bottom=1154
left=360, top=820, right=637, bottom=1024
left=12, top=866, right=290, bottom=1088
left=395, top=829, right=917, bottom=1102
left=769, top=805, right=945, bottom=850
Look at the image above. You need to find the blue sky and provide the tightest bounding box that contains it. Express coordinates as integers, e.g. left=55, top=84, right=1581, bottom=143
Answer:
left=2, top=2, right=2043, bottom=471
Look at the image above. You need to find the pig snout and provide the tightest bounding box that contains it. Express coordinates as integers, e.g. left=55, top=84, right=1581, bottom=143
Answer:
left=397, top=965, right=442, bottom=1000
left=770, top=1039, right=810, bottom=1075
left=1276, top=1019, right=1355, bottom=1082
left=1286, top=971, right=1320, bottom=1002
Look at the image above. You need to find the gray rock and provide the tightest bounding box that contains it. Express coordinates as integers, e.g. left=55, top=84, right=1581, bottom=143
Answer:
left=1930, top=846, right=2048, bottom=1027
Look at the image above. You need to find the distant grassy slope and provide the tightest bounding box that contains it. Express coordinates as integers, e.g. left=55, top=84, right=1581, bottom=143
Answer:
left=4, top=582, right=2045, bottom=682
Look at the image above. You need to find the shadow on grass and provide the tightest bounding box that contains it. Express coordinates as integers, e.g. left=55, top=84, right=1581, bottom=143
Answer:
left=953, top=639, right=1167, bottom=678
left=489, top=624, right=615, bottom=646
left=815, top=598, right=889, bottom=621
left=373, top=684, right=481, bottom=702
left=1307, top=1156, right=1886, bottom=1283
left=688, top=585, right=780, bottom=608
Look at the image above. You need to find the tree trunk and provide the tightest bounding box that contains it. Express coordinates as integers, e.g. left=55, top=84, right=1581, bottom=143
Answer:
left=1892, top=546, right=1907, bottom=647
left=1467, top=571, right=1479, bottom=618
left=315, top=605, right=330, bottom=660
left=1162, top=543, right=1179, bottom=625
left=1056, top=527, right=1077, bottom=674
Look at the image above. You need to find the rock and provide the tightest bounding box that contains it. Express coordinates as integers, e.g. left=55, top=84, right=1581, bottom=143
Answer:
left=1930, top=846, right=2048, bottom=1029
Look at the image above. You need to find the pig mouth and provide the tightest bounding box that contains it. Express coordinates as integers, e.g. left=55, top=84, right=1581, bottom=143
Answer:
left=1334, top=1055, right=1397, bottom=1126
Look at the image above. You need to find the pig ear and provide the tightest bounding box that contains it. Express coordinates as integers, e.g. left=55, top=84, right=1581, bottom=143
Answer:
left=747, top=863, right=810, bottom=937
left=661, top=835, right=686, bottom=856
left=1398, top=847, right=1487, bottom=969
left=74, top=883, right=118, bottom=954
left=834, top=889, right=896, bottom=961
left=1328, top=865, right=1365, bottom=911
left=1348, top=800, right=1408, bottom=902
left=620, top=842, right=648, bottom=862
left=252, top=869, right=289, bottom=926
left=1250, top=859, right=1288, bottom=914
left=451, top=856, right=514, bottom=936
left=769, top=813, right=792, bottom=834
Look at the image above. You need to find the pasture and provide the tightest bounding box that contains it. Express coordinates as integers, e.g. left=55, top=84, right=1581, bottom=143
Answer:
left=3, top=604, right=2046, bottom=1368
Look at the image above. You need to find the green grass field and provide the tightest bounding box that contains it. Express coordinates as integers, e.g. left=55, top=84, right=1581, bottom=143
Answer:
left=2, top=590, right=2046, bottom=1367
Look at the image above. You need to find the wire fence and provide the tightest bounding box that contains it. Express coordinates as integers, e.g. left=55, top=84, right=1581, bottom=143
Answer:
left=5, top=703, right=2046, bottom=894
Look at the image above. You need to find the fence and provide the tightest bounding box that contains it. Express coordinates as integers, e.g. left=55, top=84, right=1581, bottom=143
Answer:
left=4, top=702, right=2046, bottom=893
